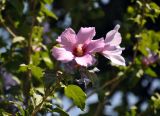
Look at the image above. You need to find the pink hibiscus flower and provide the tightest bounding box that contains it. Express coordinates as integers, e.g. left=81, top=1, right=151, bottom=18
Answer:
left=52, top=27, right=104, bottom=67
left=101, top=25, right=125, bottom=66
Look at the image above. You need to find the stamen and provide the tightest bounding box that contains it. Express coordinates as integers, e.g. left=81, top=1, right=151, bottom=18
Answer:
left=73, top=44, right=85, bottom=57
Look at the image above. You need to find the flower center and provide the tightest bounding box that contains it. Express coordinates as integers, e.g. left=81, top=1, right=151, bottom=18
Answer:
left=73, top=44, right=85, bottom=57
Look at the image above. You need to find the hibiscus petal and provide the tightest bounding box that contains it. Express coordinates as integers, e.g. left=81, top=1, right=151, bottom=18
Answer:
left=58, top=28, right=77, bottom=48
left=56, top=36, right=61, bottom=43
left=77, top=27, right=96, bottom=44
left=102, top=53, right=125, bottom=66
left=109, top=55, right=125, bottom=66
left=86, top=38, right=105, bottom=53
left=52, top=47, right=74, bottom=63
left=75, top=54, right=96, bottom=67
left=105, top=24, right=122, bottom=46
left=102, top=45, right=124, bottom=55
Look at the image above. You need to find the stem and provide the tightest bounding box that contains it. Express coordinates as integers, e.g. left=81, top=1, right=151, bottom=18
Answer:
left=93, top=101, right=105, bottom=116
left=23, top=27, right=33, bottom=106
left=0, top=21, right=16, bottom=37
left=31, top=94, right=49, bottom=116
left=24, top=16, right=35, bottom=105
left=23, top=9, right=36, bottom=107
left=31, top=85, right=58, bottom=116
left=23, top=0, right=38, bottom=106
left=31, top=71, right=61, bottom=115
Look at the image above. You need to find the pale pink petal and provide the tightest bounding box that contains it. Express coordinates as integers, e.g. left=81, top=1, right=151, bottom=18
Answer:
left=114, top=24, right=120, bottom=31
left=86, top=38, right=105, bottom=53
left=52, top=47, right=74, bottom=63
left=105, top=24, right=122, bottom=46
left=58, top=28, right=77, bottom=48
left=102, top=45, right=124, bottom=55
left=75, top=54, right=96, bottom=67
left=102, top=53, right=125, bottom=66
left=56, top=36, right=61, bottom=43
left=77, top=27, right=96, bottom=44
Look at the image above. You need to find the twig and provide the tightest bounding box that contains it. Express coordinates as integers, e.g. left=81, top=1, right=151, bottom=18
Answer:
left=0, top=21, right=16, bottom=37
left=93, top=101, right=104, bottom=116
left=31, top=88, right=55, bottom=116
left=24, top=0, right=37, bottom=106
left=31, top=71, right=62, bottom=116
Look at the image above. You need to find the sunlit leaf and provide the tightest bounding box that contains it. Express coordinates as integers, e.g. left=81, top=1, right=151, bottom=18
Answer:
left=19, top=64, right=28, bottom=72
left=12, top=36, right=25, bottom=43
left=64, top=85, right=86, bottom=110
left=138, top=30, right=160, bottom=56
left=28, top=64, right=44, bottom=78
left=41, top=3, right=58, bottom=20
left=43, top=0, right=54, bottom=4
left=32, top=52, right=41, bottom=66
left=145, top=68, right=157, bottom=77
left=31, top=26, right=43, bottom=42
left=41, top=52, right=53, bottom=69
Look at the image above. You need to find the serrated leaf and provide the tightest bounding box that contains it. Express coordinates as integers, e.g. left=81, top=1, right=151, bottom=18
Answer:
left=52, top=107, right=69, bottom=116
left=12, top=36, right=25, bottom=43
left=64, top=85, right=86, bottom=110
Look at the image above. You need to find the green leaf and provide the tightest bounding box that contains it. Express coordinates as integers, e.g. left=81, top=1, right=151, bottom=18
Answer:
left=41, top=52, right=53, bottom=69
left=145, top=2, right=160, bottom=23
left=19, top=64, right=28, bottom=72
left=125, top=106, right=137, bottom=116
left=31, top=26, right=43, bottom=42
left=151, top=93, right=160, bottom=113
left=12, top=36, right=25, bottom=43
left=41, top=3, right=58, bottom=20
left=0, top=0, right=6, bottom=11
left=138, top=30, right=160, bottom=56
left=12, top=76, right=21, bottom=84
left=64, top=85, right=86, bottom=110
left=32, top=26, right=43, bottom=43
left=127, top=6, right=134, bottom=14
left=145, top=68, right=157, bottom=77
left=43, top=0, right=54, bottom=4
left=52, top=107, right=69, bottom=116
left=136, top=0, right=142, bottom=7
left=149, top=2, right=160, bottom=14
left=30, top=88, right=43, bottom=107
left=2, top=112, right=12, bottom=116
left=32, top=52, right=41, bottom=66
left=9, top=101, right=25, bottom=116
left=28, top=65, right=44, bottom=78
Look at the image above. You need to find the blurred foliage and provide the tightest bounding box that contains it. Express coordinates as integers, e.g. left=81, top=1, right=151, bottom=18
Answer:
left=0, top=0, right=160, bottom=116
